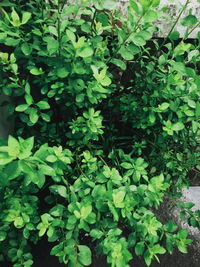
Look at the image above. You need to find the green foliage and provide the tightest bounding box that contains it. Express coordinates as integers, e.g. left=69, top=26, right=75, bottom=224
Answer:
left=0, top=0, right=199, bottom=266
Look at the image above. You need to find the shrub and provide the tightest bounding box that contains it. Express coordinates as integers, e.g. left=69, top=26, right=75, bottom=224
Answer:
left=0, top=0, right=199, bottom=266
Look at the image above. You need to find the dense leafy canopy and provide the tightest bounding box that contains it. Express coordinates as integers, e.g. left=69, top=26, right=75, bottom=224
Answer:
left=0, top=0, right=199, bottom=266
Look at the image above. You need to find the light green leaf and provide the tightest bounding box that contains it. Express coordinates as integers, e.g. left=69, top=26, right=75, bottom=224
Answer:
left=172, top=122, right=184, bottom=131
left=25, top=94, right=33, bottom=105
left=46, top=155, right=57, bottom=163
left=57, top=67, right=69, bottom=78
left=80, top=205, right=92, bottom=219
left=159, top=102, right=169, bottom=111
left=30, top=67, right=44, bottom=75
left=151, top=244, right=166, bottom=255
left=112, top=191, right=126, bottom=208
left=15, top=104, right=29, bottom=112
left=8, top=135, right=20, bottom=157
left=119, top=45, right=134, bottom=60
left=111, top=59, right=126, bottom=70
left=21, top=12, right=31, bottom=25
left=50, top=185, right=68, bottom=198
left=195, top=102, right=200, bottom=117
left=135, top=242, right=145, bottom=256
left=78, top=245, right=92, bottom=266
left=40, top=164, right=56, bottom=176
left=90, top=229, right=103, bottom=239
left=21, top=43, right=32, bottom=56
left=36, top=101, right=50, bottom=110
left=129, top=33, right=146, bottom=46
left=152, top=0, right=160, bottom=8
left=121, top=162, right=133, bottom=169
left=46, top=38, right=59, bottom=54
left=143, top=10, right=158, bottom=23
left=66, top=29, right=76, bottom=44
left=11, top=8, right=20, bottom=26
left=29, top=109, right=39, bottom=124
left=77, top=47, right=93, bottom=58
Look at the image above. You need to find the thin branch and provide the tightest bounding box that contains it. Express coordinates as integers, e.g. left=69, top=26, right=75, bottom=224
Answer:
left=159, top=0, right=190, bottom=50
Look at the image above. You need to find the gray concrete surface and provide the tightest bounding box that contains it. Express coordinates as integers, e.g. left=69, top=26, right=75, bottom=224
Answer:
left=119, top=0, right=200, bottom=38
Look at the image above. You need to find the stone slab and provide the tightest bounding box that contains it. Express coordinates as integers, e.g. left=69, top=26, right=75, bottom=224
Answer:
left=119, top=0, right=200, bottom=38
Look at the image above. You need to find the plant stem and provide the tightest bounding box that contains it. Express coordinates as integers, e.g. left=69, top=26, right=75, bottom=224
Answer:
left=91, top=9, right=97, bottom=34
left=107, top=0, right=154, bottom=64
left=183, top=22, right=200, bottom=40
left=159, top=0, right=190, bottom=50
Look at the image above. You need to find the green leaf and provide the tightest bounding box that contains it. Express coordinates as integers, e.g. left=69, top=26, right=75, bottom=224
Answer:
left=177, top=242, right=187, bottom=253
left=172, top=122, right=184, bottom=131
left=46, top=155, right=57, bottom=163
left=48, top=26, right=58, bottom=37
left=129, top=33, right=146, bottom=46
left=143, top=10, right=158, bottom=23
left=37, top=171, right=46, bottom=188
left=66, top=29, right=76, bottom=44
left=15, top=104, right=29, bottom=112
left=135, top=242, right=145, bottom=256
left=41, top=113, right=51, bottom=122
left=57, top=67, right=69, bottom=78
left=144, top=250, right=152, bottom=266
left=80, top=205, right=92, bottom=219
left=19, top=159, right=34, bottom=174
left=50, top=185, right=68, bottom=198
left=25, top=94, right=33, bottom=105
left=21, top=43, right=32, bottom=56
left=14, top=217, right=24, bottom=228
left=121, top=162, right=133, bottom=169
left=25, top=83, right=31, bottom=94
left=36, top=101, right=50, bottom=110
left=77, top=47, right=93, bottom=58
left=159, top=102, right=169, bottom=111
left=50, top=205, right=64, bottom=217
left=29, top=109, right=39, bottom=124
left=21, top=12, right=31, bottom=25
left=11, top=8, right=20, bottom=26
left=195, top=102, right=200, bottom=117
left=46, top=38, right=59, bottom=54
left=164, top=220, right=178, bottom=233
left=151, top=244, right=166, bottom=255
left=119, top=46, right=134, bottom=60
left=111, top=59, right=126, bottom=70
left=40, top=164, right=56, bottom=176
left=152, top=0, right=160, bottom=8
left=181, top=15, right=198, bottom=27
left=0, top=231, right=6, bottom=241
left=139, top=0, right=150, bottom=9
left=18, top=137, right=34, bottom=159
left=50, top=243, right=64, bottom=256
left=78, top=245, right=92, bottom=266
left=90, top=229, right=104, bottom=239
left=30, top=67, right=44, bottom=75
left=169, top=31, right=180, bottom=41
left=4, top=161, right=20, bottom=180
left=8, top=135, right=20, bottom=157
left=177, top=229, right=188, bottom=239
left=130, top=0, right=140, bottom=13
left=112, top=191, right=125, bottom=208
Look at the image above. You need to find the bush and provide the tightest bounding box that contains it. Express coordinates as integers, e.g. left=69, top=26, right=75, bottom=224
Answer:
left=0, top=0, right=200, bottom=266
